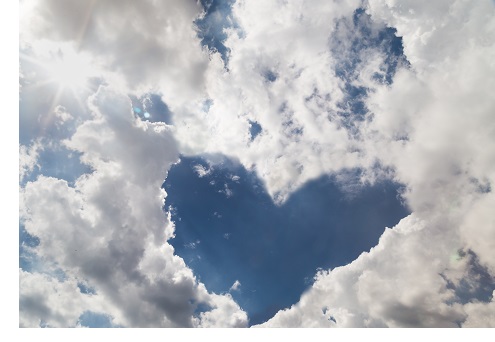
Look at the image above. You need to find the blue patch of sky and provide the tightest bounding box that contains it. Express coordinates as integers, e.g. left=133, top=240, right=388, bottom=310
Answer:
left=322, top=307, right=337, bottom=323
left=129, top=93, right=172, bottom=124
left=196, top=0, right=238, bottom=66
left=329, top=8, right=409, bottom=133
left=20, top=225, right=94, bottom=306
left=248, top=120, right=262, bottom=141
left=279, top=103, right=304, bottom=140
left=202, top=98, right=214, bottom=113
left=19, top=90, right=79, bottom=146
left=164, top=155, right=410, bottom=325
left=77, top=282, right=96, bottom=295
left=263, top=70, right=278, bottom=83
left=443, top=250, right=495, bottom=305
left=470, top=177, right=492, bottom=194
left=282, top=119, right=304, bottom=140
left=27, top=147, right=92, bottom=186
left=191, top=299, right=213, bottom=319
left=19, top=232, right=67, bottom=281
left=19, top=225, right=40, bottom=272
left=77, top=311, right=117, bottom=328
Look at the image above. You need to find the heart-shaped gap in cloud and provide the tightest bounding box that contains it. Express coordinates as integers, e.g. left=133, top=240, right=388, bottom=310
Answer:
left=164, top=155, right=410, bottom=325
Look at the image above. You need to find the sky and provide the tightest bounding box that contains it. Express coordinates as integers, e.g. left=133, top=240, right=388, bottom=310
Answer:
left=17, top=0, right=495, bottom=328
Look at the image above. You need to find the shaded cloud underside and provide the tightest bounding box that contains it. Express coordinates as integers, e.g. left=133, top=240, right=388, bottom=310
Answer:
left=19, top=0, right=495, bottom=327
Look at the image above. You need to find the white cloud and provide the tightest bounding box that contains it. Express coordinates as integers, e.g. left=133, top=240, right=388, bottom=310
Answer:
left=19, top=269, right=116, bottom=328
left=19, top=87, right=248, bottom=327
left=219, top=183, right=234, bottom=198
left=53, top=105, right=73, bottom=126
left=256, top=0, right=495, bottom=327
left=462, top=291, right=495, bottom=328
left=185, top=240, right=201, bottom=249
left=19, top=140, right=42, bottom=182
left=362, top=0, right=495, bottom=269
left=458, top=191, right=495, bottom=275
left=230, top=280, right=241, bottom=292
left=194, top=291, right=248, bottom=328
left=193, top=164, right=212, bottom=178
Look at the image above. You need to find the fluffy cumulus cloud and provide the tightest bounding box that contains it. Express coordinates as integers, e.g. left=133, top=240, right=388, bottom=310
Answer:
left=256, top=0, right=495, bottom=327
left=19, top=0, right=495, bottom=328
left=19, top=88, right=247, bottom=327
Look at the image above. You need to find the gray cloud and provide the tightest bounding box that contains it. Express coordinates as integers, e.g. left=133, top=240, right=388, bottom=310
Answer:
left=20, top=87, right=248, bottom=327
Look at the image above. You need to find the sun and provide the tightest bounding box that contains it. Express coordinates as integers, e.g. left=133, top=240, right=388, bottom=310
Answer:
left=21, top=44, right=97, bottom=95
left=20, top=44, right=101, bottom=128
left=44, top=49, right=95, bottom=92
left=46, top=56, right=88, bottom=90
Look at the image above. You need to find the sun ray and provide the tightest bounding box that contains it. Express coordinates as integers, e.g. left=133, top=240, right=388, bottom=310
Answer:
left=20, top=46, right=100, bottom=131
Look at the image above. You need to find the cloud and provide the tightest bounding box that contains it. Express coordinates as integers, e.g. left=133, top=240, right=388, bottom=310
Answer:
left=53, top=105, right=74, bottom=127
left=19, top=87, right=248, bottom=327
left=458, top=192, right=495, bottom=275
left=194, top=291, right=248, bottom=328
left=256, top=0, right=495, bottom=327
left=363, top=0, right=495, bottom=269
left=19, top=0, right=495, bottom=328
left=230, top=280, right=241, bottom=292
left=193, top=164, right=212, bottom=178
left=19, top=140, right=43, bottom=182
left=172, top=0, right=411, bottom=203
left=462, top=291, right=495, bottom=327
left=20, top=0, right=386, bottom=203
left=19, top=269, right=114, bottom=328
left=185, top=240, right=201, bottom=249
left=20, top=0, right=209, bottom=105
left=219, top=183, right=234, bottom=198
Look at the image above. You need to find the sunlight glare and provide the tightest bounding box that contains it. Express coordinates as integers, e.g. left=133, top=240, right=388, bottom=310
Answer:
left=46, top=50, right=94, bottom=91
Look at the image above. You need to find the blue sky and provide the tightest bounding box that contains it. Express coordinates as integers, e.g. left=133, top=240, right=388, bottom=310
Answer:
left=18, top=0, right=495, bottom=328
left=166, top=155, right=409, bottom=325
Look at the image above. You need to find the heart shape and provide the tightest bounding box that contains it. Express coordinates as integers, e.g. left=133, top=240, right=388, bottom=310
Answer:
left=165, top=156, right=409, bottom=325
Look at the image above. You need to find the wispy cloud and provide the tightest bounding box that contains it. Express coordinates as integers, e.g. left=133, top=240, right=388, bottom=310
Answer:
left=230, top=280, right=241, bottom=292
